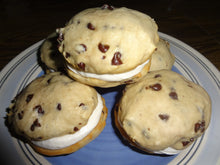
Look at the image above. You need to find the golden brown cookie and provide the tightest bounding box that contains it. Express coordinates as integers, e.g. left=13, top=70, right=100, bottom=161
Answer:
left=7, top=72, right=108, bottom=156
left=149, top=39, right=175, bottom=71
left=115, top=70, right=211, bottom=154
left=40, top=32, right=65, bottom=72
left=57, top=5, right=159, bottom=87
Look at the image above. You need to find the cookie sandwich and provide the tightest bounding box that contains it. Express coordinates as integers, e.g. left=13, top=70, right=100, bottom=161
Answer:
left=57, top=5, right=159, bottom=87
left=7, top=72, right=108, bottom=156
left=40, top=32, right=65, bottom=73
left=115, top=70, right=211, bottom=154
left=149, top=39, right=175, bottom=71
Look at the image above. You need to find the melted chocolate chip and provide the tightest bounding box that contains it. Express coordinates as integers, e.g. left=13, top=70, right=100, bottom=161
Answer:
left=154, top=74, right=161, bottom=78
left=98, top=43, right=110, bottom=53
left=26, top=94, right=34, bottom=103
left=158, top=114, right=169, bottom=121
left=124, top=79, right=134, bottom=84
left=78, top=62, right=85, bottom=71
left=101, top=4, right=114, bottom=10
left=74, top=127, right=79, bottom=131
left=194, top=120, right=205, bottom=133
left=76, top=44, right=87, bottom=54
left=33, top=105, right=44, bottom=114
left=102, top=56, right=106, bottom=59
left=111, top=52, right=123, bottom=65
left=57, top=103, right=62, bottom=111
left=30, top=119, right=41, bottom=131
left=87, top=23, right=95, bottom=30
left=182, top=141, right=190, bottom=146
left=18, top=111, right=24, bottom=120
left=169, top=92, right=178, bottom=100
left=47, top=78, right=52, bottom=84
left=187, top=84, right=193, bottom=88
left=80, top=44, right=87, bottom=52
left=150, top=83, right=162, bottom=91
left=79, top=103, right=85, bottom=107
left=65, top=52, right=71, bottom=58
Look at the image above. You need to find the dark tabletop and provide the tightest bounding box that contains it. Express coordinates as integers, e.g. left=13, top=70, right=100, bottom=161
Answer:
left=0, top=0, right=219, bottom=71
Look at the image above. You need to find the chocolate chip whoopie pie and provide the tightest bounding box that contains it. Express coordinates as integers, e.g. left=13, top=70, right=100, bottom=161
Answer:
left=40, top=32, right=65, bottom=73
left=115, top=69, right=211, bottom=155
left=56, top=5, right=159, bottom=87
left=7, top=72, right=107, bottom=156
left=149, top=39, right=175, bottom=71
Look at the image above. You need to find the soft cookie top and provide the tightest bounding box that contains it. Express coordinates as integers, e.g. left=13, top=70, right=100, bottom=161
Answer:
left=40, top=32, right=65, bottom=71
left=8, top=72, right=99, bottom=141
left=57, top=6, right=159, bottom=74
left=149, top=39, right=175, bottom=71
left=118, top=70, right=211, bottom=151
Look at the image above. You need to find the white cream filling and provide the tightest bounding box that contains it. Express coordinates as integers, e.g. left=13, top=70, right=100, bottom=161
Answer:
left=67, top=59, right=149, bottom=81
left=153, top=147, right=181, bottom=155
left=31, top=93, right=103, bottom=150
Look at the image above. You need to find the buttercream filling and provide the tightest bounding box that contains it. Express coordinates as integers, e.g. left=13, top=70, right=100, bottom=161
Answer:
left=31, top=93, right=103, bottom=150
left=67, top=59, right=150, bottom=81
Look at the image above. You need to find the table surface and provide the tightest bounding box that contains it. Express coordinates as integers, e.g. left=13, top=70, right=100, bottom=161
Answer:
left=0, top=0, right=219, bottom=71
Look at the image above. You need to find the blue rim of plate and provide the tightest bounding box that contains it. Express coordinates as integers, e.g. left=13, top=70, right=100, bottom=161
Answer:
left=0, top=32, right=219, bottom=165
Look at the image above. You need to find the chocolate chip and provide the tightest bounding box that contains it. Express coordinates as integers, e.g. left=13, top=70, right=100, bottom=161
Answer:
left=79, top=123, right=82, bottom=125
left=182, top=141, right=190, bottom=146
left=194, top=120, right=205, bottom=133
left=30, top=119, right=41, bottom=131
left=124, top=79, right=134, bottom=84
left=26, top=94, right=34, bottom=103
left=111, top=52, right=123, bottom=65
left=65, top=52, right=71, bottom=58
left=101, top=4, right=114, bottom=10
left=33, top=105, right=44, bottom=114
left=47, top=78, right=52, bottom=84
left=74, top=127, right=79, bottom=131
left=76, top=44, right=87, bottom=54
left=149, top=83, right=162, bottom=91
left=158, top=114, right=169, bottom=121
left=169, top=92, right=178, bottom=100
left=154, top=74, right=161, bottom=78
left=79, top=103, right=85, bottom=107
left=18, top=111, right=24, bottom=120
left=57, top=103, right=62, bottom=111
left=98, top=43, right=110, bottom=53
left=187, top=84, right=193, bottom=88
left=78, top=62, right=85, bottom=71
left=81, top=44, right=87, bottom=52
left=87, top=23, right=95, bottom=30
left=30, top=124, right=35, bottom=131
left=102, top=56, right=106, bottom=59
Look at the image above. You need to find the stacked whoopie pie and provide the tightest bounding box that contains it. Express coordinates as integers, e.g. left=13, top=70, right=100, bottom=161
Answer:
left=7, top=4, right=211, bottom=156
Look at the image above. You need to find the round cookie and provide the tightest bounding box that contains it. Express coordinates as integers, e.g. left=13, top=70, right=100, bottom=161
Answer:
left=115, top=69, right=211, bottom=154
left=57, top=5, right=159, bottom=87
left=40, top=32, right=65, bottom=72
left=149, top=39, right=175, bottom=71
left=7, top=72, right=108, bottom=156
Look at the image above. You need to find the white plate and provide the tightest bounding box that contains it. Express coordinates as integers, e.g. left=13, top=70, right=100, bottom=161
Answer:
left=0, top=32, right=220, bottom=165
